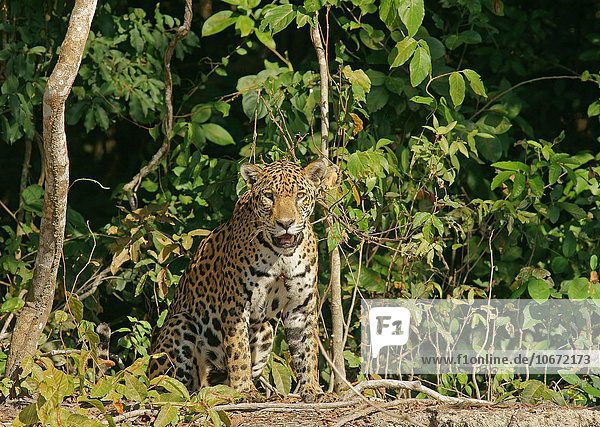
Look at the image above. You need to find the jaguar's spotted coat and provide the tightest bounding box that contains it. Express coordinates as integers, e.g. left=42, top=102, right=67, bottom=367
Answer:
left=148, top=159, right=327, bottom=402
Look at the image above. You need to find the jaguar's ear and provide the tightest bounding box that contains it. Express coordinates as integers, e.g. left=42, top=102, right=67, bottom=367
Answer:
left=240, top=164, right=262, bottom=187
left=303, top=158, right=328, bottom=185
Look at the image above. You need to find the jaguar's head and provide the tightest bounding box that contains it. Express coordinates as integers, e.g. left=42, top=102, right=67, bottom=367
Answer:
left=241, top=159, right=327, bottom=249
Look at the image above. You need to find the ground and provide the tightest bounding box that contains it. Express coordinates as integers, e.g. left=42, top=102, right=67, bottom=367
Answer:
left=227, top=400, right=600, bottom=427
left=3, top=398, right=600, bottom=426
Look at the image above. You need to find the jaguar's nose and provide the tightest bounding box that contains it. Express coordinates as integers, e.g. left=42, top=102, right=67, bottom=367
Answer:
left=276, top=218, right=295, bottom=230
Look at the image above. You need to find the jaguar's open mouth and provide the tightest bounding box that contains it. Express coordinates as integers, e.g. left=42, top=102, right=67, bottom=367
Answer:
left=273, top=233, right=298, bottom=248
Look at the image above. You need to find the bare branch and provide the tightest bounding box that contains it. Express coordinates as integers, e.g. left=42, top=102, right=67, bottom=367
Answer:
left=122, top=0, right=193, bottom=209
left=470, top=75, right=581, bottom=120
left=342, top=379, right=491, bottom=406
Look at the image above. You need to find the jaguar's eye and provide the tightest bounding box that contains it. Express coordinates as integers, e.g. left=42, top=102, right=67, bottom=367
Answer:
left=297, top=191, right=307, bottom=201
left=263, top=192, right=274, bottom=202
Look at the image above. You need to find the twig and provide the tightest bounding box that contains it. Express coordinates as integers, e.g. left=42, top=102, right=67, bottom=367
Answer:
left=470, top=75, right=581, bottom=120
left=39, top=349, right=81, bottom=357
left=333, top=400, right=411, bottom=427
left=70, top=220, right=97, bottom=297
left=122, top=0, right=193, bottom=209
left=112, top=409, right=158, bottom=423
left=69, top=178, right=110, bottom=191
left=56, top=266, right=115, bottom=309
left=0, top=200, right=17, bottom=223
left=17, top=138, right=32, bottom=225
left=211, top=400, right=363, bottom=412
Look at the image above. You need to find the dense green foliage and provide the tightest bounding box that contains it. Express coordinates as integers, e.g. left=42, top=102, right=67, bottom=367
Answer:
left=0, top=0, right=599, bottom=423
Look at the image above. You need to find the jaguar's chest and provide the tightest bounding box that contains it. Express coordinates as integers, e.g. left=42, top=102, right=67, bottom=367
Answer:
left=245, top=249, right=313, bottom=323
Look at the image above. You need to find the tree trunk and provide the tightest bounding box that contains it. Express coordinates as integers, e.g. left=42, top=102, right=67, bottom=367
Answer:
left=310, top=15, right=347, bottom=393
left=6, top=0, right=97, bottom=379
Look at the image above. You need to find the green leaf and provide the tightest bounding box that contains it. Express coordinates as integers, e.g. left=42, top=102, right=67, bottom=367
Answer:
left=587, top=100, right=600, bottom=117
left=491, top=170, right=513, bottom=190
left=462, top=69, right=487, bottom=98
left=389, top=37, right=417, bottom=67
left=0, top=296, right=24, bottom=313
left=255, top=30, right=276, bottom=50
left=343, top=66, right=372, bottom=102
left=21, top=184, right=44, bottom=215
left=528, top=175, right=544, bottom=197
left=379, top=0, right=400, bottom=27
left=201, top=123, right=235, bottom=146
left=16, top=403, right=39, bottom=426
left=398, top=0, right=424, bottom=37
left=122, top=372, right=148, bottom=402
left=491, top=161, right=528, bottom=172
left=150, top=375, right=190, bottom=401
left=409, top=45, right=431, bottom=87
left=548, top=162, right=562, bottom=184
left=556, top=202, right=587, bottom=221
left=449, top=72, right=465, bottom=106
left=562, top=231, right=576, bottom=257
left=410, top=95, right=434, bottom=105
left=343, top=350, right=361, bottom=368
left=567, top=277, right=589, bottom=301
left=591, top=255, right=598, bottom=271
left=242, top=90, right=267, bottom=120
left=191, top=105, right=211, bottom=124
left=154, top=403, right=178, bottom=427
left=202, top=11, right=236, bottom=37
left=343, top=67, right=371, bottom=92
left=235, top=15, right=254, bottom=37
left=90, top=377, right=115, bottom=399
left=27, top=46, right=46, bottom=55
left=512, top=173, right=526, bottom=198
left=366, top=86, right=389, bottom=112
left=260, top=5, right=296, bottom=34
left=271, top=361, right=292, bottom=396
left=76, top=397, right=115, bottom=426
left=67, top=295, right=84, bottom=323
left=527, top=278, right=551, bottom=303
left=303, top=0, right=324, bottom=13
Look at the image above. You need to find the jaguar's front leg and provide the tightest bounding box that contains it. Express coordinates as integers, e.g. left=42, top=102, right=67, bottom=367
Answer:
left=283, top=291, right=322, bottom=402
left=222, top=309, right=262, bottom=401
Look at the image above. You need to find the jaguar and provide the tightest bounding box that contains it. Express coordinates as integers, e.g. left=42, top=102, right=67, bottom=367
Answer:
left=148, top=158, right=327, bottom=402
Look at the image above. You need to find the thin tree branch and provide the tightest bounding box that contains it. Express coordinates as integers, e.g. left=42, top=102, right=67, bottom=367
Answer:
left=122, top=0, right=193, bottom=209
left=470, top=75, right=582, bottom=120
left=311, top=11, right=346, bottom=392
left=17, top=138, right=32, bottom=227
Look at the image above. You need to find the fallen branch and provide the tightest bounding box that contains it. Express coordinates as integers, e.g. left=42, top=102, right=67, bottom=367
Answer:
left=342, top=379, right=491, bottom=405
left=122, top=0, right=193, bottom=209
left=112, top=408, right=158, bottom=423
left=211, top=400, right=362, bottom=412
